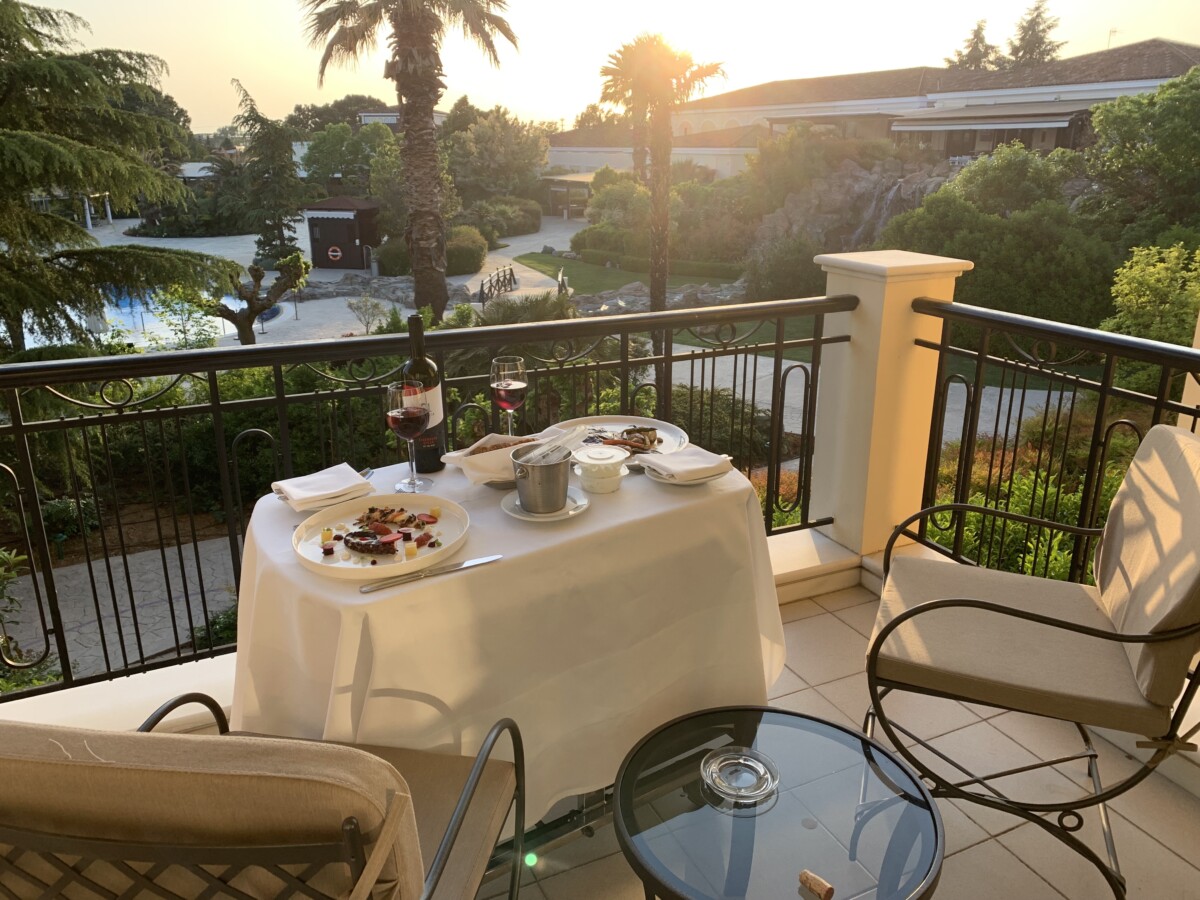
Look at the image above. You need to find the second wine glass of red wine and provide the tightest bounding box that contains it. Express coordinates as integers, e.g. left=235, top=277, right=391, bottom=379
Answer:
left=490, top=356, right=527, bottom=437
left=386, top=381, right=431, bottom=493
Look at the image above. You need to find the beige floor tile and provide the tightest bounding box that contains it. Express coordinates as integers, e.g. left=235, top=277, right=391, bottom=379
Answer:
left=963, top=701, right=1008, bottom=719
left=816, top=673, right=980, bottom=745
left=987, top=712, right=1145, bottom=790
left=813, top=586, right=878, bottom=612
left=936, top=797, right=992, bottom=857
left=1108, top=767, right=1200, bottom=866
left=769, top=686, right=860, bottom=730
left=997, top=811, right=1200, bottom=900
left=934, top=839, right=1067, bottom=899
left=537, top=851, right=646, bottom=900
left=767, top=664, right=808, bottom=700
left=475, top=867, right=544, bottom=899
left=832, top=599, right=881, bottom=638
left=783, top=613, right=868, bottom=686
left=779, top=599, right=825, bottom=623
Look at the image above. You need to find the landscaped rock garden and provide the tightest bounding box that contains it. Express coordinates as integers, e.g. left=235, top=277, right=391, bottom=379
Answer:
left=281, top=273, right=474, bottom=308
left=572, top=279, right=748, bottom=316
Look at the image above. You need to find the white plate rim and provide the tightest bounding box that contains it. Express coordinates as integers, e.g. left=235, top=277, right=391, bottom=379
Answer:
left=292, top=493, right=469, bottom=580
left=500, top=487, right=590, bottom=522
left=554, top=415, right=689, bottom=469
left=643, top=466, right=730, bottom=486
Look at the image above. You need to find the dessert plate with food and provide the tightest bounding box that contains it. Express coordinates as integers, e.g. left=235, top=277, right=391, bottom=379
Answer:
left=292, top=494, right=469, bottom=580
left=553, top=416, right=688, bottom=468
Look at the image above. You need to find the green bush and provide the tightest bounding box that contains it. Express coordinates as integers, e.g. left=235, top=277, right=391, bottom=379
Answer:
left=375, top=240, right=410, bottom=276
left=492, top=195, right=541, bottom=234
left=445, top=225, right=488, bottom=276
left=39, top=497, right=99, bottom=538
left=744, top=232, right=826, bottom=300
left=571, top=222, right=627, bottom=254
left=191, top=604, right=238, bottom=650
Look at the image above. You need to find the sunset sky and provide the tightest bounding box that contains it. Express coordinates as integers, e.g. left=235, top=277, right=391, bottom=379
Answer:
left=51, top=0, right=1200, bottom=132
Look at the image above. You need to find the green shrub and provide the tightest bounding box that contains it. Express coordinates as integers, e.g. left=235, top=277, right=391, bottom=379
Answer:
left=445, top=225, right=488, bottom=276
left=191, top=604, right=238, bottom=650
left=744, top=232, right=826, bottom=300
left=39, top=497, right=99, bottom=538
left=493, top=195, right=541, bottom=234
left=570, top=222, right=627, bottom=254
left=579, top=248, right=621, bottom=267
left=375, top=240, right=410, bottom=276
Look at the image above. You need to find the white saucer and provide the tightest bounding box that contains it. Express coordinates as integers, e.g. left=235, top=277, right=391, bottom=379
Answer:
left=643, top=466, right=730, bottom=487
left=501, top=487, right=591, bottom=522
left=572, top=464, right=630, bottom=479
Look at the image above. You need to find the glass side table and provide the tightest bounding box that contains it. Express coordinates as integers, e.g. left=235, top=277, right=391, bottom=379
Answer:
left=614, top=707, right=943, bottom=899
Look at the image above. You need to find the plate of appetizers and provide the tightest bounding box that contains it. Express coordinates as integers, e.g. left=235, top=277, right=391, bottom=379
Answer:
left=292, top=494, right=469, bottom=580
left=553, top=416, right=688, bottom=468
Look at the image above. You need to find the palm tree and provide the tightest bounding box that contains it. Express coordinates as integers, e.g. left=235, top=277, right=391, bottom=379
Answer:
left=599, top=37, right=652, bottom=184
left=600, top=36, right=722, bottom=315
left=303, top=0, right=516, bottom=323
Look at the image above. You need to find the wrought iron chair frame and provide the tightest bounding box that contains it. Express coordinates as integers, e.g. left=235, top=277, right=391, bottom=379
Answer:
left=0, top=693, right=526, bottom=900
left=865, top=504, right=1200, bottom=900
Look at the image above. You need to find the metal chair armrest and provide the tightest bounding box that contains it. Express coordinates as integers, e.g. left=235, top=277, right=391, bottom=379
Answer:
left=138, top=692, right=230, bottom=734
left=883, top=503, right=1104, bottom=578
left=422, top=717, right=525, bottom=900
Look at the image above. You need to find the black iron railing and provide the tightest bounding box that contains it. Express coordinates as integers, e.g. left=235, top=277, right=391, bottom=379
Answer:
left=0, top=296, right=855, bottom=698
left=911, top=300, right=1200, bottom=583
left=477, top=265, right=517, bottom=306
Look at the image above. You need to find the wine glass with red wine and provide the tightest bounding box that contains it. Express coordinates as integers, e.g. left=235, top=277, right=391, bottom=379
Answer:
left=490, top=356, right=527, bottom=436
left=386, top=381, right=432, bottom=493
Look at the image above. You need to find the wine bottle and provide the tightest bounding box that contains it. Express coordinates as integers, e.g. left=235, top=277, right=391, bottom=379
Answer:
left=401, top=314, right=446, bottom=472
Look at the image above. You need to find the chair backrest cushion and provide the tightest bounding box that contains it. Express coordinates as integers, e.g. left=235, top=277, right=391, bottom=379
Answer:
left=0, top=721, right=424, bottom=899
left=1096, top=425, right=1200, bottom=707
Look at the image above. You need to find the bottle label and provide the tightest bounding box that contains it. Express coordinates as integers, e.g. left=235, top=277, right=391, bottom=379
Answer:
left=423, top=384, right=444, bottom=429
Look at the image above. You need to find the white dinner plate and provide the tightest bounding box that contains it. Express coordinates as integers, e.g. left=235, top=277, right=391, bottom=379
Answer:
left=554, top=416, right=689, bottom=469
left=500, top=487, right=590, bottom=522
left=643, top=466, right=730, bottom=487
left=292, top=494, right=469, bottom=580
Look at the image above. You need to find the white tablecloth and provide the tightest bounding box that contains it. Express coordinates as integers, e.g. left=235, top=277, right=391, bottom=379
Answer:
left=231, top=463, right=785, bottom=818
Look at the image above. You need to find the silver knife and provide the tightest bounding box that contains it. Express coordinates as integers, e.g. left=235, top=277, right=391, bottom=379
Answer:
left=359, top=554, right=502, bottom=593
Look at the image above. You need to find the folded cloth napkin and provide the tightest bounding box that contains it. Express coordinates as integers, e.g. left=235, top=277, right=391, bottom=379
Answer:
left=638, top=446, right=733, bottom=483
left=272, top=463, right=373, bottom=512
left=441, top=428, right=564, bottom=485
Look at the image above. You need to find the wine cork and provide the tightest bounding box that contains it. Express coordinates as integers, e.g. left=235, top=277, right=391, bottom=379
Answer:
left=799, top=869, right=834, bottom=900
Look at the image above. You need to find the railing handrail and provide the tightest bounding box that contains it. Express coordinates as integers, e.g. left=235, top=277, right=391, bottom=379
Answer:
left=0, top=296, right=859, bottom=389
left=913, top=298, right=1200, bottom=370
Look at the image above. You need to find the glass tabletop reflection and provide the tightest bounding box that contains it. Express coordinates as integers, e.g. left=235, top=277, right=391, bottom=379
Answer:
left=613, top=707, right=943, bottom=900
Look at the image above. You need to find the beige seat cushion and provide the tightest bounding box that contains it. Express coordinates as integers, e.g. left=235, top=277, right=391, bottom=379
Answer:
left=356, top=742, right=516, bottom=900
left=0, top=721, right=423, bottom=899
left=872, top=556, right=1172, bottom=736
left=231, top=733, right=517, bottom=900
left=1095, top=425, right=1200, bottom=706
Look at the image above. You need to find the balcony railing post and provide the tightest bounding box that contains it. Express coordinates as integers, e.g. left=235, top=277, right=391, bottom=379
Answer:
left=1181, top=309, right=1200, bottom=428
left=810, top=251, right=973, bottom=557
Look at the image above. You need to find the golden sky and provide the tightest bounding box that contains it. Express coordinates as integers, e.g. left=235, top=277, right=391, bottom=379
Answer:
left=50, top=0, right=1200, bottom=132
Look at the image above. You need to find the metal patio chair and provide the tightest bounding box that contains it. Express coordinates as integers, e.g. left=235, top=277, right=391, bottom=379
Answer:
left=0, top=693, right=524, bottom=900
left=865, top=424, right=1200, bottom=898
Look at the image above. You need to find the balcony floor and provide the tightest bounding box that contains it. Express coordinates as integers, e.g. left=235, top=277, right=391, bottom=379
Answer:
left=479, top=586, right=1200, bottom=900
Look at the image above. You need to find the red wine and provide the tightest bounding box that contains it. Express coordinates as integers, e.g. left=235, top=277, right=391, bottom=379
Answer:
left=490, top=379, right=527, bottom=412
left=401, top=315, right=446, bottom=472
left=387, top=407, right=429, bottom=440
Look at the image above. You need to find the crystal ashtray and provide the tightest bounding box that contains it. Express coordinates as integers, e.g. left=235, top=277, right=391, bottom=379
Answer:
left=699, top=746, right=780, bottom=807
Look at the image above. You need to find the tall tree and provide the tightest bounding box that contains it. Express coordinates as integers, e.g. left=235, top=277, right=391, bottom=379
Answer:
left=445, top=105, right=549, bottom=203
left=231, top=80, right=309, bottom=265
left=601, top=35, right=721, bottom=316
left=303, top=121, right=395, bottom=196
left=440, top=94, right=481, bottom=135
left=573, top=102, right=626, bottom=130
left=1005, top=0, right=1065, bottom=68
left=284, top=93, right=390, bottom=135
left=0, top=0, right=239, bottom=352
left=945, top=20, right=1001, bottom=71
left=303, top=0, right=517, bottom=323
left=599, top=38, right=652, bottom=183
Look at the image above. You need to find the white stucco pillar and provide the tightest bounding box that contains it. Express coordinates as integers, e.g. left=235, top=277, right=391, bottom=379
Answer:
left=811, top=251, right=974, bottom=556
left=1181, top=310, right=1200, bottom=426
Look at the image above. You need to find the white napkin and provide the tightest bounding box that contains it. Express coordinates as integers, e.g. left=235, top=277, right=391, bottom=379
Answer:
left=638, top=446, right=733, bottom=483
left=442, top=428, right=564, bottom=485
left=271, top=463, right=373, bottom=511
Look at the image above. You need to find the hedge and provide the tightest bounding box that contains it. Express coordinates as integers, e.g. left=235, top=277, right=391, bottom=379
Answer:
left=577, top=249, right=742, bottom=280
left=375, top=240, right=410, bottom=276
left=492, top=196, right=542, bottom=235
left=446, top=225, right=488, bottom=276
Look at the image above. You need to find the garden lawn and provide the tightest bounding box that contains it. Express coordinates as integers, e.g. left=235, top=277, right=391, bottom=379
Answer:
left=515, top=253, right=734, bottom=296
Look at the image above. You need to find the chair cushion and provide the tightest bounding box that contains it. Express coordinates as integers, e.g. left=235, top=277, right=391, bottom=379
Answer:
left=1096, top=425, right=1200, bottom=706
left=0, top=721, right=423, bottom=899
left=353, top=743, right=516, bottom=900
left=871, top=557, right=1172, bottom=735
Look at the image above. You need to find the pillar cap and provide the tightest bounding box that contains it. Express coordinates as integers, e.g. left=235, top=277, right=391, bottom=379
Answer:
left=814, top=251, right=974, bottom=280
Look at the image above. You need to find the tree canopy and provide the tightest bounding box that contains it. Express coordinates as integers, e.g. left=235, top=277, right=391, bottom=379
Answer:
left=303, top=121, right=395, bottom=196
left=946, top=141, right=1082, bottom=216
left=1005, top=0, right=1064, bottom=68
left=284, top=93, right=390, bottom=135
left=444, top=105, right=548, bottom=203
left=573, top=103, right=627, bottom=130
left=945, top=20, right=1001, bottom=71
left=0, top=0, right=239, bottom=352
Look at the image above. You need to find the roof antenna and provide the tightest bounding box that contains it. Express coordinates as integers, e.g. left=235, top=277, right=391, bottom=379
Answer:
left=1107, top=28, right=1119, bottom=49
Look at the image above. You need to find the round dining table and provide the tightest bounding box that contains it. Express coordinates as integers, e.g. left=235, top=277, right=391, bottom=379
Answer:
left=231, top=460, right=785, bottom=819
